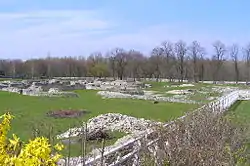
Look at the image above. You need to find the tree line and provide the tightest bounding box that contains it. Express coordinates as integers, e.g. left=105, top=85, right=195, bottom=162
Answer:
left=1, top=40, right=250, bottom=83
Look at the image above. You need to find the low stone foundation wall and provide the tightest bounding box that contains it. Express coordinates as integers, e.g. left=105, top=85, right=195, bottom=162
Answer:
left=97, top=91, right=198, bottom=104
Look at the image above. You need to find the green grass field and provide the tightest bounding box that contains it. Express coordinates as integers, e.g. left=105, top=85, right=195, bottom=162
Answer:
left=0, top=90, right=197, bottom=140
left=1, top=81, right=247, bottom=157
left=227, top=100, right=250, bottom=157
left=228, top=100, right=250, bottom=124
left=0, top=89, right=197, bottom=156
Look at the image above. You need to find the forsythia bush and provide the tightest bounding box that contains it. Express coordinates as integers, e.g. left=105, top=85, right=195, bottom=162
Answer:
left=0, top=112, right=64, bottom=166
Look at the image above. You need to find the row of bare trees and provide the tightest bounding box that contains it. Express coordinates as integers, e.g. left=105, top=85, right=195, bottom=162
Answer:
left=1, top=40, right=250, bottom=82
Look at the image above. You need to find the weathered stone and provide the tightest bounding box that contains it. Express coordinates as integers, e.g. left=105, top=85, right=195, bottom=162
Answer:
left=97, top=91, right=198, bottom=104
left=57, top=113, right=162, bottom=139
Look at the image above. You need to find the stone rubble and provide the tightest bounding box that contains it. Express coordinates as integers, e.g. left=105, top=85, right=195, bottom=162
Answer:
left=48, top=88, right=60, bottom=94
left=0, top=78, right=242, bottom=105
left=57, top=113, right=162, bottom=139
left=0, top=79, right=84, bottom=97
left=164, top=83, right=195, bottom=88
left=166, top=89, right=194, bottom=95
left=97, top=91, right=198, bottom=104
left=211, top=86, right=239, bottom=94
left=56, top=113, right=156, bottom=166
left=58, top=89, right=250, bottom=166
left=0, top=78, right=144, bottom=97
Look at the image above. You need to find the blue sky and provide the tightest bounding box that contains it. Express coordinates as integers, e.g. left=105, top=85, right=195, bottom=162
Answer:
left=0, top=0, right=249, bottom=59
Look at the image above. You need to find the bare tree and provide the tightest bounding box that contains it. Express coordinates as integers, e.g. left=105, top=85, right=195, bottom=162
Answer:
left=150, top=47, right=164, bottom=82
left=161, top=41, right=176, bottom=81
left=2, top=39, right=250, bottom=81
left=111, top=48, right=128, bottom=80
left=10, top=61, right=16, bottom=77
left=141, top=59, right=154, bottom=79
left=243, top=43, right=250, bottom=84
left=107, top=55, right=116, bottom=79
left=188, top=41, right=205, bottom=82
left=211, top=41, right=226, bottom=83
left=127, top=50, right=145, bottom=81
left=175, top=40, right=187, bottom=82
left=86, top=52, right=108, bottom=78
left=0, top=60, right=10, bottom=76
left=30, top=60, right=36, bottom=79
left=45, top=52, right=52, bottom=78
left=199, top=58, right=205, bottom=82
left=88, top=52, right=104, bottom=64
left=229, top=44, right=240, bottom=83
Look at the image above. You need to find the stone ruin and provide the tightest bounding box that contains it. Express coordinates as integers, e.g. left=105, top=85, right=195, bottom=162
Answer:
left=57, top=89, right=249, bottom=166
left=57, top=113, right=161, bottom=140
left=56, top=113, right=161, bottom=166
left=0, top=78, right=151, bottom=102
left=0, top=78, right=240, bottom=105
left=0, top=79, right=86, bottom=97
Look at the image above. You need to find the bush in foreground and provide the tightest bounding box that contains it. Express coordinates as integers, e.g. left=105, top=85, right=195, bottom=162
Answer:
left=0, top=112, right=64, bottom=165
left=140, top=109, right=250, bottom=166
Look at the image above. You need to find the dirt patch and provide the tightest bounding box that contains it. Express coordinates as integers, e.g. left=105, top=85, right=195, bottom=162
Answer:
left=86, top=130, right=112, bottom=141
left=47, top=109, right=89, bottom=118
left=61, top=130, right=113, bottom=145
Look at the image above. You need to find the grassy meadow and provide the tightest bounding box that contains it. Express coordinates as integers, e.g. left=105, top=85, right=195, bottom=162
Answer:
left=1, top=81, right=249, bottom=156
left=227, top=100, right=250, bottom=156
left=228, top=100, right=250, bottom=124
left=0, top=89, right=197, bottom=155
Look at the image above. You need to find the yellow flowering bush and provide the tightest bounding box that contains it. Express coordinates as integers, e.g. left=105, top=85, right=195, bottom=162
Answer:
left=0, top=112, right=64, bottom=166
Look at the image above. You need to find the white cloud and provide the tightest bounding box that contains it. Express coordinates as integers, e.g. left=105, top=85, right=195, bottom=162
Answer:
left=0, top=9, right=114, bottom=59
left=0, top=9, right=249, bottom=59
left=1, top=10, right=112, bottom=36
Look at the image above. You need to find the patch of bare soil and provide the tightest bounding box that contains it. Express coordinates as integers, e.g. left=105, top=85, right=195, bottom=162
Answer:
left=47, top=109, right=89, bottom=118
